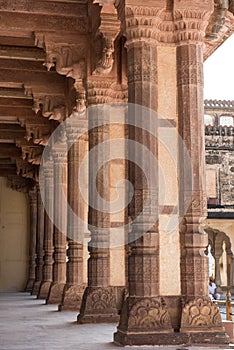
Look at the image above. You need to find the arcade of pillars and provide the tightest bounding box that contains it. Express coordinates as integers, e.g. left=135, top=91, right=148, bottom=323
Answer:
left=1, top=0, right=234, bottom=347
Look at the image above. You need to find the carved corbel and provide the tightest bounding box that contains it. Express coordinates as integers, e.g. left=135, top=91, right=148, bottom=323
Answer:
left=92, top=3, right=120, bottom=75
left=7, top=175, right=35, bottom=193
left=73, top=80, right=87, bottom=114
left=24, top=114, right=56, bottom=146
left=24, top=84, right=67, bottom=123
left=15, top=158, right=39, bottom=181
left=206, top=0, right=229, bottom=40
left=35, top=32, right=87, bottom=85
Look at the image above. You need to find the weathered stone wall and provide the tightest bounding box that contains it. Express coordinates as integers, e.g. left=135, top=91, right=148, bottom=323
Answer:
left=0, top=177, right=29, bottom=292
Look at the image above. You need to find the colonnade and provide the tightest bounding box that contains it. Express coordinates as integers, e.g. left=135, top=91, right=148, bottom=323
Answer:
left=23, top=0, right=229, bottom=346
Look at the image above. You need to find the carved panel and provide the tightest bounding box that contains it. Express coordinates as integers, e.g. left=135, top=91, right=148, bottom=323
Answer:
left=181, top=297, right=223, bottom=330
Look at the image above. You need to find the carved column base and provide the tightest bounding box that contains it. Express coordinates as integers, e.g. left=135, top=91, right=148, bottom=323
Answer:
left=25, top=279, right=35, bottom=293
left=37, top=281, right=52, bottom=300
left=114, top=296, right=174, bottom=346
left=77, top=287, right=119, bottom=324
left=58, top=284, right=86, bottom=311
left=31, top=281, right=41, bottom=295
left=180, top=297, right=229, bottom=345
left=46, top=282, right=65, bottom=304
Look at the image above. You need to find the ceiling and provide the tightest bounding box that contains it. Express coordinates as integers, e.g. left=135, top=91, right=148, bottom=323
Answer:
left=0, top=0, right=233, bottom=192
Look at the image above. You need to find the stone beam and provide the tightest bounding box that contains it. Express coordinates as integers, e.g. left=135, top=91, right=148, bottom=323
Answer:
left=0, top=46, right=45, bottom=61
left=0, top=7, right=88, bottom=35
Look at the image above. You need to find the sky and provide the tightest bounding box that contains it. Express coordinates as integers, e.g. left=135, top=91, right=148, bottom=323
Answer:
left=204, top=33, right=234, bottom=101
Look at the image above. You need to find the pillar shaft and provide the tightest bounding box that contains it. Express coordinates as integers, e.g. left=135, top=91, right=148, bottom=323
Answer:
left=59, top=108, right=88, bottom=311
left=114, top=4, right=174, bottom=346
left=78, top=83, right=120, bottom=323
left=25, top=188, right=37, bottom=292
left=47, top=141, right=67, bottom=304
left=178, top=43, right=208, bottom=297
left=32, top=184, right=44, bottom=295
left=175, top=2, right=228, bottom=344
left=38, top=160, right=54, bottom=299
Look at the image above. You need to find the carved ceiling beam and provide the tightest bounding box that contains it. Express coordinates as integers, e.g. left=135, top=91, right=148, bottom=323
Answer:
left=0, top=124, right=26, bottom=142
left=0, top=45, right=45, bottom=62
left=0, top=69, right=65, bottom=87
left=0, top=144, right=21, bottom=158
left=0, top=3, right=88, bottom=35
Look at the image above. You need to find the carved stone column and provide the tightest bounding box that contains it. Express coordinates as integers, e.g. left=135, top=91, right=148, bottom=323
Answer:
left=38, top=159, right=54, bottom=299
left=25, top=187, right=37, bottom=292
left=214, top=253, right=222, bottom=290
left=47, top=138, right=67, bottom=304
left=32, top=183, right=45, bottom=295
left=77, top=79, right=120, bottom=323
left=176, top=1, right=228, bottom=344
left=77, top=3, right=122, bottom=324
left=114, top=2, right=174, bottom=346
left=59, top=90, right=88, bottom=311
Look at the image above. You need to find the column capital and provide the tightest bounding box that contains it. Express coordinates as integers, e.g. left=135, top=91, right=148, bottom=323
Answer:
left=173, top=0, right=214, bottom=43
left=115, top=1, right=165, bottom=46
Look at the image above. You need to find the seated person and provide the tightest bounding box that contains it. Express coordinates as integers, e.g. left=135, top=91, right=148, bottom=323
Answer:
left=209, top=277, right=221, bottom=300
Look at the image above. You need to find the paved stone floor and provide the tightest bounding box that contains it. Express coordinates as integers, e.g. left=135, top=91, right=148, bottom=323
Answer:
left=0, top=293, right=233, bottom=350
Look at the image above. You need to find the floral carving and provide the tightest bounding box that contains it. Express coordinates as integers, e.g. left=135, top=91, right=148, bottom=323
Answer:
left=181, top=297, right=223, bottom=330
left=126, top=297, right=172, bottom=331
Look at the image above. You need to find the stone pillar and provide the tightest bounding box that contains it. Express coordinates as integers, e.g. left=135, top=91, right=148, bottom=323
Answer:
left=77, top=79, right=120, bottom=323
left=214, top=254, right=222, bottom=288
left=59, top=94, right=88, bottom=311
left=176, top=1, right=228, bottom=344
left=38, top=159, right=54, bottom=299
left=230, top=256, right=234, bottom=293
left=32, top=183, right=45, bottom=295
left=114, top=3, right=174, bottom=346
left=25, top=187, right=37, bottom=292
left=47, top=138, right=67, bottom=304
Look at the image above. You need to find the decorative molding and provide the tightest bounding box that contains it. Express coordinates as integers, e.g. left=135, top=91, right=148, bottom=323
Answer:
left=204, top=99, right=234, bottom=109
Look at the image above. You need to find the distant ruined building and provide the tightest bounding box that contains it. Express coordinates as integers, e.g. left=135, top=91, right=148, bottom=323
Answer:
left=205, top=99, right=234, bottom=294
